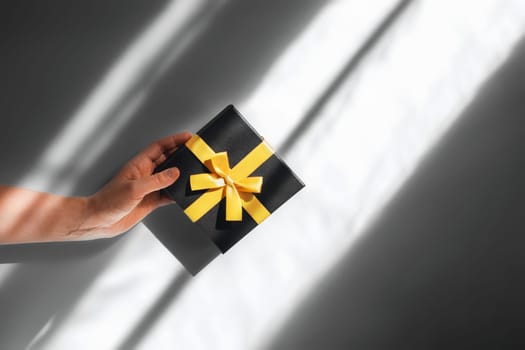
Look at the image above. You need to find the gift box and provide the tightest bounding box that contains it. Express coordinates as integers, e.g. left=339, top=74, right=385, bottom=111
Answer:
left=154, top=105, right=304, bottom=253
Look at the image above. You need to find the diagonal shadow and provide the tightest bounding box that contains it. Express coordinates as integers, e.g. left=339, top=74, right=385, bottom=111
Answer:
left=0, top=234, right=127, bottom=350
left=117, top=271, right=192, bottom=350
left=0, top=239, right=119, bottom=264
left=278, top=0, right=414, bottom=156
left=75, top=0, right=335, bottom=197
left=102, top=2, right=417, bottom=348
left=41, top=0, right=225, bottom=196
left=266, top=35, right=525, bottom=350
left=0, top=0, right=170, bottom=185
left=0, top=3, right=172, bottom=347
left=0, top=1, right=333, bottom=348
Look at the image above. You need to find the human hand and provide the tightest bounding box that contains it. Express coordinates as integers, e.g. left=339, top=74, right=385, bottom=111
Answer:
left=73, top=132, right=192, bottom=240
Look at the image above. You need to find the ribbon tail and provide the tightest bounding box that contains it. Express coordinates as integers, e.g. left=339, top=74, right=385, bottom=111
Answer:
left=239, top=192, right=270, bottom=224
left=225, top=185, right=243, bottom=221
left=184, top=188, right=224, bottom=222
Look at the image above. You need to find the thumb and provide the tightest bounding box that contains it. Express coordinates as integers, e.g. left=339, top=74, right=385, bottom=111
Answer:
left=133, top=167, right=180, bottom=198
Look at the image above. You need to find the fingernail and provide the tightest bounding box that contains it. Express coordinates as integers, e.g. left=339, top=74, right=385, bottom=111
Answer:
left=167, top=167, right=179, bottom=178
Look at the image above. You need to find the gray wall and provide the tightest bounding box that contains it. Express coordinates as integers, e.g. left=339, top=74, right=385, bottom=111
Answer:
left=268, top=38, right=525, bottom=349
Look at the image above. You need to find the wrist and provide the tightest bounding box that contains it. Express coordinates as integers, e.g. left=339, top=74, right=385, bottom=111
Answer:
left=63, top=195, right=98, bottom=241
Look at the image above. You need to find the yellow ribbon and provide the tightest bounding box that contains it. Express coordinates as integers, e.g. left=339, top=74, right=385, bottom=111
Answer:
left=183, top=135, right=273, bottom=224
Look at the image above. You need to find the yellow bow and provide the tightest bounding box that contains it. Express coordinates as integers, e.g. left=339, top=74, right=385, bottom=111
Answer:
left=184, top=135, right=273, bottom=224
left=190, top=152, right=263, bottom=221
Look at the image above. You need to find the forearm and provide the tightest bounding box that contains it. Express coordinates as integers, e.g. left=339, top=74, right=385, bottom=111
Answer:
left=0, top=133, right=188, bottom=244
left=0, top=185, right=89, bottom=244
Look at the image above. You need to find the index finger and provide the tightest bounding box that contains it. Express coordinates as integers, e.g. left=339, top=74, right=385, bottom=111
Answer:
left=141, top=131, right=192, bottom=162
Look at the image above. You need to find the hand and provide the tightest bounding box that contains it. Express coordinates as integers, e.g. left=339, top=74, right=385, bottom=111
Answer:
left=74, top=132, right=192, bottom=240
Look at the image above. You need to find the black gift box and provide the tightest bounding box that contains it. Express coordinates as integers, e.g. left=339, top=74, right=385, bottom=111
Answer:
left=154, top=105, right=304, bottom=253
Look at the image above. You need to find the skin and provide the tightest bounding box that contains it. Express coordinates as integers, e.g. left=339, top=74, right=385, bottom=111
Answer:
left=0, top=132, right=192, bottom=244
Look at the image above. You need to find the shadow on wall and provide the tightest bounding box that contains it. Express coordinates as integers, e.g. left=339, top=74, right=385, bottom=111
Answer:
left=0, top=1, right=330, bottom=349
left=266, top=37, right=525, bottom=349
left=0, top=0, right=170, bottom=184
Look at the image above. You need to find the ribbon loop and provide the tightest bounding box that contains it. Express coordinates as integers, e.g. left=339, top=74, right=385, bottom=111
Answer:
left=206, top=152, right=230, bottom=178
left=234, top=177, right=262, bottom=193
left=190, top=173, right=224, bottom=190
